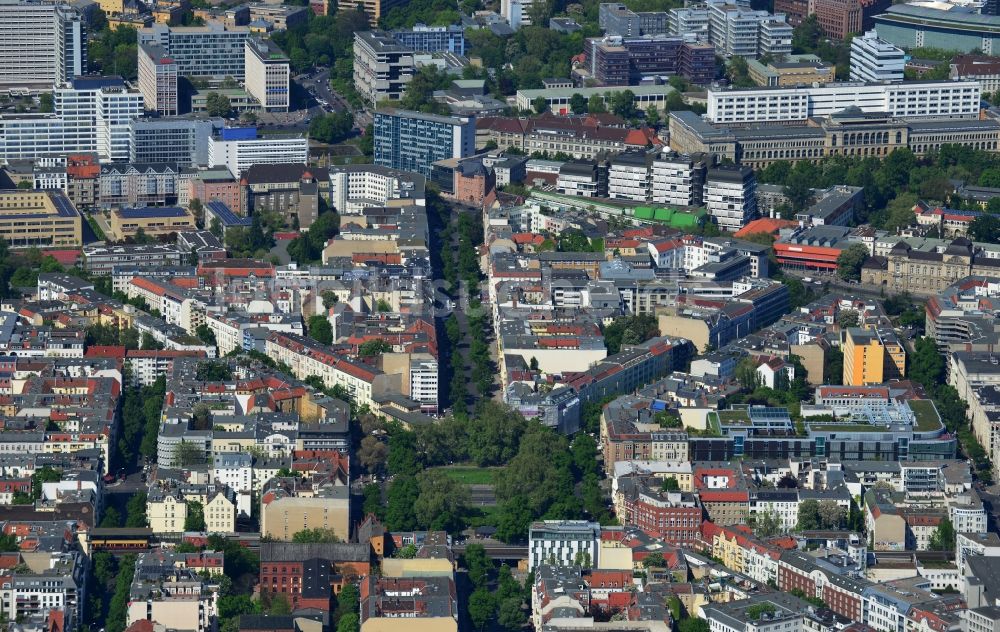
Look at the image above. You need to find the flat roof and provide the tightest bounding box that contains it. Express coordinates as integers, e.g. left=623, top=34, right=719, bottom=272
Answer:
left=116, top=206, right=189, bottom=219
left=518, top=84, right=676, bottom=99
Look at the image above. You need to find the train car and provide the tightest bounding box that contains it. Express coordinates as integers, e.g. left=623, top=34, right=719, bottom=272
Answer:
left=88, top=527, right=154, bottom=551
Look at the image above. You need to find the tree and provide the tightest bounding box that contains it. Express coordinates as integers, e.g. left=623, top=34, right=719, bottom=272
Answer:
left=174, top=441, right=204, bottom=467
left=292, top=527, right=342, bottom=543
left=195, top=324, right=216, bottom=346
left=752, top=510, right=783, bottom=537
left=880, top=193, right=919, bottom=232
left=268, top=594, right=292, bottom=615
left=358, top=338, right=391, bottom=357
left=335, top=583, right=361, bottom=622
left=910, top=336, right=945, bottom=392
left=468, top=588, right=496, bottom=632
left=204, top=92, right=233, bottom=118
left=308, top=315, right=333, bottom=345
left=358, top=436, right=388, bottom=475
left=413, top=469, right=469, bottom=533
left=610, top=89, right=635, bottom=118
left=464, top=543, right=492, bottom=588
left=679, top=619, right=710, bottom=632
left=970, top=214, right=1000, bottom=243
left=532, top=95, right=549, bottom=114
left=125, top=491, right=148, bottom=528
left=322, top=290, right=339, bottom=309
left=836, top=243, right=869, bottom=281
left=642, top=552, right=665, bottom=568
left=336, top=614, right=360, bottom=632
left=661, top=477, right=680, bottom=492
left=498, top=596, right=526, bottom=631
left=587, top=93, right=606, bottom=113
left=185, top=500, right=206, bottom=532
left=796, top=499, right=821, bottom=531
left=309, top=111, right=355, bottom=144
left=395, top=543, right=418, bottom=558
left=646, top=105, right=661, bottom=128
left=384, top=475, right=419, bottom=531
left=100, top=506, right=122, bottom=528
left=569, top=93, right=587, bottom=114
left=929, top=517, right=956, bottom=551
left=817, top=500, right=844, bottom=529
left=39, top=92, right=54, bottom=113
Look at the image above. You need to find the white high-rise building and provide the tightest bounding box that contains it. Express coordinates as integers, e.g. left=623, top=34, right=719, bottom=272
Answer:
left=409, top=359, right=438, bottom=415
left=651, top=151, right=709, bottom=207
left=244, top=37, right=290, bottom=112
left=850, top=30, right=905, bottom=83
left=139, top=23, right=251, bottom=78
left=706, top=165, right=757, bottom=232
left=0, top=0, right=86, bottom=90
left=0, top=77, right=143, bottom=161
left=707, top=2, right=790, bottom=58
left=608, top=150, right=651, bottom=202
left=138, top=43, right=178, bottom=116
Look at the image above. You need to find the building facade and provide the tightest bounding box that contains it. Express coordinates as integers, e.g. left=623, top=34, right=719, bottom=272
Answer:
left=850, top=30, right=905, bottom=83
left=373, top=108, right=475, bottom=178
left=138, top=43, right=179, bottom=116
left=244, top=37, right=290, bottom=112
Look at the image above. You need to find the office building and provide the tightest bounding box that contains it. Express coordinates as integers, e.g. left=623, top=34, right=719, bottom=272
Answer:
left=773, top=0, right=808, bottom=25
left=207, top=127, right=308, bottom=176
left=528, top=520, right=600, bottom=570
left=244, top=37, right=290, bottom=112
left=109, top=206, right=196, bottom=241
left=557, top=160, right=602, bottom=197
left=138, top=23, right=251, bottom=78
left=589, top=35, right=716, bottom=85
left=514, top=84, right=677, bottom=114
left=814, top=0, right=890, bottom=40
left=707, top=3, right=791, bottom=58
left=706, top=80, right=981, bottom=124
left=138, top=43, right=179, bottom=116
left=0, top=0, right=86, bottom=90
left=0, top=77, right=143, bottom=162
left=747, top=54, right=834, bottom=87
left=600, top=3, right=671, bottom=36
left=705, top=165, right=756, bottom=232
left=353, top=31, right=415, bottom=107
left=843, top=327, right=906, bottom=386
left=391, top=24, right=465, bottom=54
left=329, top=163, right=425, bottom=213
left=608, top=150, right=651, bottom=201
left=651, top=151, right=711, bottom=207
left=0, top=190, right=83, bottom=247
left=130, top=117, right=218, bottom=167
left=850, top=30, right=905, bottom=83
left=373, top=108, right=475, bottom=178
left=669, top=6, right=710, bottom=40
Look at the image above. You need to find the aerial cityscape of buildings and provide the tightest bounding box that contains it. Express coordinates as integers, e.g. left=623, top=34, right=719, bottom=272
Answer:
left=2, top=0, right=1000, bottom=631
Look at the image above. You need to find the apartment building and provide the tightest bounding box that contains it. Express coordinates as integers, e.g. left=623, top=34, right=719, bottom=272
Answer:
left=329, top=163, right=425, bottom=214
left=705, top=165, right=756, bottom=232
left=130, top=118, right=218, bottom=167
left=99, top=162, right=179, bottom=208
left=260, top=477, right=350, bottom=542
left=706, top=80, right=981, bottom=124
left=0, top=189, right=83, bottom=248
left=842, top=327, right=906, bottom=386
left=528, top=520, right=601, bottom=570
left=353, top=31, right=414, bottom=107
left=82, top=242, right=183, bottom=275
left=244, top=37, right=290, bottom=112
left=139, top=23, right=251, bottom=78
left=850, top=30, right=905, bottom=83
left=0, top=0, right=86, bottom=90
left=138, top=42, right=179, bottom=116
left=127, top=552, right=219, bottom=632
left=373, top=108, right=475, bottom=178
left=207, top=127, right=309, bottom=176
left=265, top=331, right=402, bottom=409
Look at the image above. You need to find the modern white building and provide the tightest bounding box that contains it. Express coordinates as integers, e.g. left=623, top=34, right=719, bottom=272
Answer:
left=244, top=37, right=290, bottom=113
left=850, top=30, right=905, bottom=83
left=139, top=23, right=251, bottom=78
left=707, top=2, right=791, bottom=58
left=706, top=80, right=981, bottom=123
left=608, top=151, right=651, bottom=202
left=705, top=165, right=756, bottom=232
left=651, top=151, right=708, bottom=207
left=329, top=164, right=426, bottom=214
left=556, top=161, right=600, bottom=197
left=0, top=77, right=143, bottom=161
left=207, top=128, right=308, bottom=176
left=410, top=358, right=439, bottom=414
left=528, top=520, right=601, bottom=571
left=353, top=30, right=415, bottom=107
left=138, top=42, right=179, bottom=116
left=0, top=0, right=86, bottom=90
left=669, top=6, right=710, bottom=40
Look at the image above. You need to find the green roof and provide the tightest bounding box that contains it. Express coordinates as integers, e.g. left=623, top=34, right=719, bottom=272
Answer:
left=635, top=207, right=654, bottom=219
left=909, top=399, right=943, bottom=433
left=718, top=409, right=752, bottom=426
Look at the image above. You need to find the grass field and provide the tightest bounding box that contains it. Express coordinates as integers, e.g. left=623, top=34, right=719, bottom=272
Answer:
left=434, top=466, right=501, bottom=485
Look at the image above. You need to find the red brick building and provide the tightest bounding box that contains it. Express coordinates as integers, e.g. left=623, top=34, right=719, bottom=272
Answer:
left=813, top=0, right=891, bottom=40
left=260, top=542, right=372, bottom=610
left=777, top=550, right=865, bottom=621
